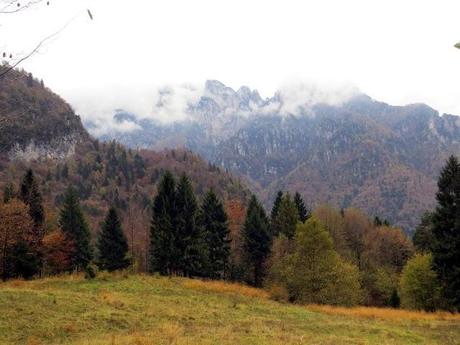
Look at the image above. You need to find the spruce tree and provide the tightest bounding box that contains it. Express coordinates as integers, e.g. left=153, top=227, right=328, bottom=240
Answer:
left=276, top=193, right=299, bottom=239
left=150, top=171, right=176, bottom=275
left=18, top=169, right=44, bottom=276
left=59, top=187, right=93, bottom=270
left=19, top=169, right=44, bottom=232
left=97, top=207, right=130, bottom=271
left=270, top=191, right=283, bottom=223
left=294, top=192, right=310, bottom=223
left=199, top=189, right=231, bottom=279
left=243, top=195, right=271, bottom=287
left=175, top=174, right=206, bottom=277
left=431, top=155, right=460, bottom=309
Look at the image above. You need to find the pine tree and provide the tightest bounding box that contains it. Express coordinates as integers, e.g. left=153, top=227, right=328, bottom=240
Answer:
left=18, top=169, right=44, bottom=276
left=294, top=192, right=310, bottom=223
left=243, top=195, right=271, bottom=287
left=199, top=189, right=231, bottom=279
left=150, top=171, right=176, bottom=275
left=59, top=187, right=93, bottom=270
left=19, top=169, right=44, bottom=231
left=431, top=155, right=460, bottom=309
left=175, top=174, right=206, bottom=277
left=270, top=191, right=283, bottom=223
left=272, top=193, right=299, bottom=239
left=97, top=207, right=130, bottom=271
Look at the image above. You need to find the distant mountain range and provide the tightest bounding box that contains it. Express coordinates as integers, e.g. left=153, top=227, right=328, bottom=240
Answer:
left=93, top=80, right=460, bottom=232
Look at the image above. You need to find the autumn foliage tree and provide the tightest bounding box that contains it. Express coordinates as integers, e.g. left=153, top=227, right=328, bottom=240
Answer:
left=0, top=199, right=33, bottom=281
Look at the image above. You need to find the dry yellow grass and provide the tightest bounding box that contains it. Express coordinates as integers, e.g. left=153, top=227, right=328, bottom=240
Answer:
left=181, top=278, right=270, bottom=299
left=306, top=304, right=460, bottom=321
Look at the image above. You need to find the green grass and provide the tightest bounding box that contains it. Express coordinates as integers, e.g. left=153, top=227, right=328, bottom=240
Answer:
left=0, top=273, right=459, bottom=345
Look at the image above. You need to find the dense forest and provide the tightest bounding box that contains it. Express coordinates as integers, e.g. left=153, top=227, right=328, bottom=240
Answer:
left=1, top=155, right=459, bottom=311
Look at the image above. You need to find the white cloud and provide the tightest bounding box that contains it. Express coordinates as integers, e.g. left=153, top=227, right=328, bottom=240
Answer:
left=277, top=81, right=360, bottom=116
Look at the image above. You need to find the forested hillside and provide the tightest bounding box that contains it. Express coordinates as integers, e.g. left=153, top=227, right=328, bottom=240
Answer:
left=0, top=67, right=250, bottom=269
left=97, top=81, right=460, bottom=232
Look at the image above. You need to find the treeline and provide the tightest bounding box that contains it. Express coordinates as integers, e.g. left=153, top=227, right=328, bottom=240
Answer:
left=1, top=157, right=459, bottom=312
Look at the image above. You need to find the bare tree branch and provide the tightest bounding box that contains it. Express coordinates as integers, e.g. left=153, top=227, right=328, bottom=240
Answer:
left=0, top=0, right=45, bottom=14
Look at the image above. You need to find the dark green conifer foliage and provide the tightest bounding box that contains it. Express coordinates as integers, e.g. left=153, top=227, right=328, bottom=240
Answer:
left=19, top=169, right=44, bottom=230
left=175, top=174, right=206, bottom=277
left=97, top=207, right=130, bottom=271
left=199, top=189, right=231, bottom=279
left=150, top=171, right=176, bottom=275
left=18, top=169, right=44, bottom=276
left=413, top=212, right=434, bottom=253
left=294, top=192, right=310, bottom=223
left=273, top=193, right=299, bottom=239
left=270, top=191, right=283, bottom=223
left=431, top=155, right=460, bottom=309
left=59, top=187, right=93, bottom=270
left=243, top=195, right=271, bottom=287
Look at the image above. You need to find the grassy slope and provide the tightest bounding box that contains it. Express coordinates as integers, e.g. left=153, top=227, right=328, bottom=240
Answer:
left=0, top=275, right=459, bottom=345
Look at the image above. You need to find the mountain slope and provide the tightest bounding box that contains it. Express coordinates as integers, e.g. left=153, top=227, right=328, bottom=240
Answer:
left=0, top=66, right=89, bottom=160
left=0, top=68, right=249, bottom=269
left=96, top=81, right=460, bottom=232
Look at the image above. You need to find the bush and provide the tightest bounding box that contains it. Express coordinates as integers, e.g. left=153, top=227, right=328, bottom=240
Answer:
left=399, top=253, right=440, bottom=311
left=84, top=263, right=98, bottom=280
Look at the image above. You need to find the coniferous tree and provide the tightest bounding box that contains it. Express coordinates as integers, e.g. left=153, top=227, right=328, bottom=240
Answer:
left=19, top=169, right=44, bottom=231
left=59, top=187, right=93, bottom=270
left=150, top=171, right=176, bottom=275
left=243, top=195, right=271, bottom=287
left=199, top=189, right=231, bottom=279
left=272, top=193, right=299, bottom=239
left=18, top=169, right=44, bottom=276
left=270, top=191, right=283, bottom=223
left=413, top=212, right=434, bottom=253
left=431, top=155, right=460, bottom=309
left=294, top=192, right=310, bottom=223
left=97, top=207, right=130, bottom=271
left=175, top=174, right=206, bottom=277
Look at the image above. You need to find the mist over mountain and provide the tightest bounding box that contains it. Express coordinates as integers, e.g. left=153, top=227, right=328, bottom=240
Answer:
left=93, top=80, right=460, bottom=232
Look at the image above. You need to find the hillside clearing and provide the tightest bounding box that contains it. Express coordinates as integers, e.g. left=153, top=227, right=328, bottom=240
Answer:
left=0, top=274, right=459, bottom=345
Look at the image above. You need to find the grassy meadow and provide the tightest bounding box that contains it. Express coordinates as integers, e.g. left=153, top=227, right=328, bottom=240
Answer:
left=0, top=273, right=459, bottom=345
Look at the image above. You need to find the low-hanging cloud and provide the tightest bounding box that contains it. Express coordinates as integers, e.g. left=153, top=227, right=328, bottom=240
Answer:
left=277, top=81, right=360, bottom=116
left=67, top=80, right=360, bottom=136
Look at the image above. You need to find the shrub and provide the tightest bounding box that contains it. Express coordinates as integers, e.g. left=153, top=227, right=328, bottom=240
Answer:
left=84, top=263, right=98, bottom=280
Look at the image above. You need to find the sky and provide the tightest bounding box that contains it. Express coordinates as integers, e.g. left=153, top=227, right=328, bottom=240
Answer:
left=2, top=0, right=460, bottom=126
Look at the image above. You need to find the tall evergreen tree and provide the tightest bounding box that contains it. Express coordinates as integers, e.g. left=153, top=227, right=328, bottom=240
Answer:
left=97, top=207, right=130, bottom=271
left=294, top=192, right=310, bottom=223
left=243, top=195, right=271, bottom=287
left=150, top=171, right=176, bottom=275
left=59, top=187, right=93, bottom=270
left=199, top=189, right=231, bottom=279
left=175, top=174, right=205, bottom=277
left=19, top=169, right=44, bottom=233
left=270, top=191, right=283, bottom=222
left=272, top=193, right=299, bottom=239
left=18, top=169, right=44, bottom=276
left=413, top=212, right=434, bottom=253
left=431, top=155, right=460, bottom=309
